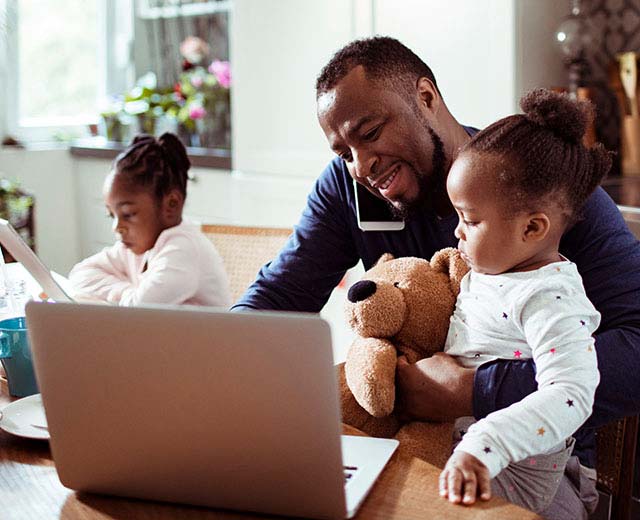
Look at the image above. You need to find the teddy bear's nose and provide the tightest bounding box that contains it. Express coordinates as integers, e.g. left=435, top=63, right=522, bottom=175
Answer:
left=347, top=280, right=377, bottom=303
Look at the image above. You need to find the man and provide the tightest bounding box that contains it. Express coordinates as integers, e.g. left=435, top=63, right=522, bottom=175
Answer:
left=233, top=37, right=640, bottom=518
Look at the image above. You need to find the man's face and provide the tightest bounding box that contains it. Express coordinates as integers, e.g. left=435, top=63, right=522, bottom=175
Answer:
left=317, top=66, right=447, bottom=217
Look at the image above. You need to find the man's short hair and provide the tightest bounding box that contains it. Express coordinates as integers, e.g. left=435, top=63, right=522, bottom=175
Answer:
left=315, top=36, right=439, bottom=100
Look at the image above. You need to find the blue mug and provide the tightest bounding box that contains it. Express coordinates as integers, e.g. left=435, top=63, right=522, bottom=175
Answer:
left=0, top=317, right=38, bottom=397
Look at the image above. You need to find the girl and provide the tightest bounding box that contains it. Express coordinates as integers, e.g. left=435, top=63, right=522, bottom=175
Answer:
left=69, top=133, right=232, bottom=307
left=439, top=89, right=611, bottom=517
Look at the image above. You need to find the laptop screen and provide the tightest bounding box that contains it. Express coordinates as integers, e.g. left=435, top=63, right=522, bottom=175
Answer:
left=0, top=219, right=72, bottom=302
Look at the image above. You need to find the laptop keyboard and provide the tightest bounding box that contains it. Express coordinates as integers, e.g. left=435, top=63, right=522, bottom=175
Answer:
left=344, top=465, right=358, bottom=484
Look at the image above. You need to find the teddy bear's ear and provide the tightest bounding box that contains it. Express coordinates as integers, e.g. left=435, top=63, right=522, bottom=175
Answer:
left=374, top=253, right=395, bottom=266
left=430, top=247, right=469, bottom=296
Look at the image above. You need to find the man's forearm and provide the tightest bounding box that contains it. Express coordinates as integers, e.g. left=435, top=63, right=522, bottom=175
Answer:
left=396, top=353, right=475, bottom=421
left=473, top=359, right=537, bottom=420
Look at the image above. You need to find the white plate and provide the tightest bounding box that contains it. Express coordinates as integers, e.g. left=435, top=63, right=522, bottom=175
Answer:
left=0, top=393, right=49, bottom=440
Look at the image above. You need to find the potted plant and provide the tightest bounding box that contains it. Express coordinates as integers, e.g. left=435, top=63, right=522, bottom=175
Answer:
left=175, top=37, right=232, bottom=149
left=0, top=178, right=35, bottom=258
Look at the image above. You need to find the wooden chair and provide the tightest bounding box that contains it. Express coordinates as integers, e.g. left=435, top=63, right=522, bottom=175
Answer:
left=201, top=224, right=292, bottom=303
left=619, top=205, right=640, bottom=239
left=592, top=205, right=640, bottom=520
left=595, top=416, right=638, bottom=520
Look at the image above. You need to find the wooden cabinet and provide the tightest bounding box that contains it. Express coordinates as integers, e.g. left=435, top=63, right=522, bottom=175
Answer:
left=0, top=148, right=80, bottom=275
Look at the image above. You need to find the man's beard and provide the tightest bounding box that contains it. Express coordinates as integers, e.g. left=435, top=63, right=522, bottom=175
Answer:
left=386, top=125, right=448, bottom=220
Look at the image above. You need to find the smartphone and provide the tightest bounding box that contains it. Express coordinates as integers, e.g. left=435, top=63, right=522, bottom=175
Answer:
left=354, top=180, right=405, bottom=231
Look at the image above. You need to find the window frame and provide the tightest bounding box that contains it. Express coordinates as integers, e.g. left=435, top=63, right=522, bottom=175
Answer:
left=2, top=0, right=134, bottom=144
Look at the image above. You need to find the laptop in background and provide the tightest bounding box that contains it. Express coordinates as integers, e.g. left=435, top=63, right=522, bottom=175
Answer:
left=0, top=219, right=73, bottom=302
left=26, top=302, right=398, bottom=519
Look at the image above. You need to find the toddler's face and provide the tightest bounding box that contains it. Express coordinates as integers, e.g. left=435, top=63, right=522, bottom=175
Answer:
left=103, top=172, right=165, bottom=255
left=446, top=153, right=532, bottom=275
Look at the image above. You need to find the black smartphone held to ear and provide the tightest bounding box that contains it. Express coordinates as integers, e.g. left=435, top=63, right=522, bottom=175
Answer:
left=354, top=180, right=405, bottom=231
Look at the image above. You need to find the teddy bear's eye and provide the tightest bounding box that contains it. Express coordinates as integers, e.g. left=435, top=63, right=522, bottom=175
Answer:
left=393, top=282, right=400, bottom=288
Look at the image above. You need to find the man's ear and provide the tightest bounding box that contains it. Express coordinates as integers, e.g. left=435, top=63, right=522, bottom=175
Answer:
left=416, top=77, right=440, bottom=114
left=523, top=213, right=551, bottom=242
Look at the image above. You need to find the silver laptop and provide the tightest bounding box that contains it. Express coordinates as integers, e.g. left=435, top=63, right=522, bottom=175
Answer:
left=26, top=302, right=398, bottom=519
left=0, top=219, right=73, bottom=302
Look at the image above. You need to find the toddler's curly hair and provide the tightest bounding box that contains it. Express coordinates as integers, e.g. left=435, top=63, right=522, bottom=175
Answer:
left=463, top=88, right=612, bottom=223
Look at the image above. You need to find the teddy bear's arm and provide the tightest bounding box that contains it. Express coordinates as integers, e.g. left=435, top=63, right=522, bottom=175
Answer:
left=345, top=337, right=398, bottom=417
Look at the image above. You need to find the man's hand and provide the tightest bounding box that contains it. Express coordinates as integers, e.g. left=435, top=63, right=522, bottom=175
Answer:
left=439, top=451, right=491, bottom=505
left=396, top=352, right=475, bottom=421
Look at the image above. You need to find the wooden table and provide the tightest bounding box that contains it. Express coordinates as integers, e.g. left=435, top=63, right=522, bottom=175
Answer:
left=0, top=383, right=540, bottom=520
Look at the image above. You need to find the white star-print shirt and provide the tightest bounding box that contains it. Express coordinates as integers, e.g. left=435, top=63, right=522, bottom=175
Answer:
left=444, top=260, right=600, bottom=478
left=69, top=221, right=232, bottom=307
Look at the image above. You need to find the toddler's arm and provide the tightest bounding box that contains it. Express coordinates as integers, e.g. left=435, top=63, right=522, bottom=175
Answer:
left=453, top=286, right=600, bottom=479
left=474, top=189, right=640, bottom=430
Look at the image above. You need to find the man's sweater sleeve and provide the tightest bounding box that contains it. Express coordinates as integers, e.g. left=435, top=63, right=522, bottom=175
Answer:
left=474, top=188, right=640, bottom=429
left=231, top=159, right=360, bottom=312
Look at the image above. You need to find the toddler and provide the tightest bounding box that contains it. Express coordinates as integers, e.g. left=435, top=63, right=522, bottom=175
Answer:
left=439, top=89, right=611, bottom=516
left=69, top=133, right=232, bottom=307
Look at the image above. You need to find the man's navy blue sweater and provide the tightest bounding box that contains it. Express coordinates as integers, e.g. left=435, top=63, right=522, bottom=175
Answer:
left=233, top=156, right=640, bottom=468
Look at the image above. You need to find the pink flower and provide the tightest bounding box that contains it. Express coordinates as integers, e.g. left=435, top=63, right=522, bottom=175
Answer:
left=180, top=36, right=209, bottom=64
left=189, top=106, right=207, bottom=120
left=208, top=60, right=231, bottom=88
left=191, top=76, right=204, bottom=88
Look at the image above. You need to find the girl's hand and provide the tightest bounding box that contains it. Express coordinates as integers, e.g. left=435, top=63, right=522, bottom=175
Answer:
left=439, top=451, right=491, bottom=505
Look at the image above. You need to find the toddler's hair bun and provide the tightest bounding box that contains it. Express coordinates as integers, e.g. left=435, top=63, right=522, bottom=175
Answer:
left=520, top=88, right=594, bottom=144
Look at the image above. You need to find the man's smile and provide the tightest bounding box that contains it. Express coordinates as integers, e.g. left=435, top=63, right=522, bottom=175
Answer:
left=368, top=163, right=401, bottom=191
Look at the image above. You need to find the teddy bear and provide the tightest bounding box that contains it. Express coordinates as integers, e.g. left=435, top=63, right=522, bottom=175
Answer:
left=337, top=248, right=469, bottom=466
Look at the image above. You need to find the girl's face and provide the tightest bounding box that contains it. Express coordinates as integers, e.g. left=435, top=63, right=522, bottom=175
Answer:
left=104, top=172, right=166, bottom=255
left=446, top=153, right=541, bottom=275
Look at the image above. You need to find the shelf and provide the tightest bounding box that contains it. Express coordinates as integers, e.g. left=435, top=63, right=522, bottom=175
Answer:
left=69, top=137, right=231, bottom=170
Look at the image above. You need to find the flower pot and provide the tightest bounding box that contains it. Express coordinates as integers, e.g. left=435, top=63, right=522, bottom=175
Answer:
left=99, top=114, right=124, bottom=142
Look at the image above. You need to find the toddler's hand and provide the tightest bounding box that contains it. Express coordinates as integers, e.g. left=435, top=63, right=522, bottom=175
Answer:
left=439, top=451, right=491, bottom=505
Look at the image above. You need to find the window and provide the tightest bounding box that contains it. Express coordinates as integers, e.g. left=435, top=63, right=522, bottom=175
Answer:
left=1, top=0, right=230, bottom=149
left=2, top=0, right=133, bottom=143
left=133, top=0, right=231, bottom=149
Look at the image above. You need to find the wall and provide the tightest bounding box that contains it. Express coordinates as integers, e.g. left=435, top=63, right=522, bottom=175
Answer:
left=375, top=0, right=518, bottom=128
left=0, top=147, right=80, bottom=274
left=0, top=0, right=10, bottom=141
left=231, top=0, right=570, bottom=182
left=230, top=0, right=351, bottom=179
left=73, top=158, right=315, bottom=257
left=515, top=0, right=571, bottom=98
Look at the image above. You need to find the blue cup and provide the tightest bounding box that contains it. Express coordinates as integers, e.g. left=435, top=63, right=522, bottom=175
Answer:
left=0, top=317, right=38, bottom=397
